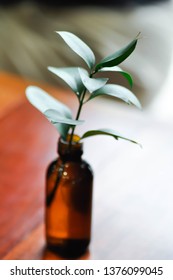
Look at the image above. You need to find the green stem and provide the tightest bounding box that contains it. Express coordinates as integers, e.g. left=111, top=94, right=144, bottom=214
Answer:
left=68, top=72, right=94, bottom=146
left=69, top=88, right=87, bottom=146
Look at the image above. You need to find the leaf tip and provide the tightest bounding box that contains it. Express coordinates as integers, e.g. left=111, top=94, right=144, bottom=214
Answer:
left=55, top=30, right=63, bottom=35
left=136, top=31, right=142, bottom=40
left=139, top=143, right=143, bottom=149
left=25, top=85, right=37, bottom=98
left=131, top=139, right=142, bottom=148
left=137, top=100, right=142, bottom=110
left=47, top=66, right=52, bottom=72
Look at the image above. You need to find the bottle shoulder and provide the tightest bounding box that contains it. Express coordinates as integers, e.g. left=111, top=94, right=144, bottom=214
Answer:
left=47, top=157, right=93, bottom=178
left=80, top=159, right=93, bottom=175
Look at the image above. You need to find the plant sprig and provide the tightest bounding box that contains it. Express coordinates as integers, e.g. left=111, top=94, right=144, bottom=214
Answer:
left=26, top=31, right=141, bottom=147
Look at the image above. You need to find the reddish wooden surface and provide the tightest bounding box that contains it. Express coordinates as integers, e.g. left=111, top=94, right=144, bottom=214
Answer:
left=1, top=72, right=173, bottom=260
left=0, top=101, right=55, bottom=258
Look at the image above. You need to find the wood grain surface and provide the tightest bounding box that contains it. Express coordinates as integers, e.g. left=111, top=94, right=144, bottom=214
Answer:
left=1, top=72, right=173, bottom=260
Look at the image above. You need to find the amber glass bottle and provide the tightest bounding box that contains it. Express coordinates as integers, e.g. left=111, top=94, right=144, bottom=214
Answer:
left=45, top=136, right=93, bottom=258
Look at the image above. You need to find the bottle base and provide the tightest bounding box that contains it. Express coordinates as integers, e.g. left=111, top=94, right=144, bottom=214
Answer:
left=47, top=238, right=90, bottom=259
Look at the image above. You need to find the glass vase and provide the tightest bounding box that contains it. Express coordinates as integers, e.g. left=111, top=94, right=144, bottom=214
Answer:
left=45, top=136, right=93, bottom=258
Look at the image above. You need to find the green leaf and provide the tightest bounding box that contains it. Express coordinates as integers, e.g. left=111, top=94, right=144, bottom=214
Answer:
left=44, top=109, right=84, bottom=126
left=99, top=66, right=133, bottom=88
left=25, top=86, right=72, bottom=139
left=95, top=34, right=140, bottom=72
left=78, top=68, right=108, bottom=93
left=88, top=84, right=141, bottom=109
left=57, top=31, right=95, bottom=69
left=26, top=86, right=72, bottom=117
left=48, top=67, right=86, bottom=98
left=81, top=128, right=141, bottom=147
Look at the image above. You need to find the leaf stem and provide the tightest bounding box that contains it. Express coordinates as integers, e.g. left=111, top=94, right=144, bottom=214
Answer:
left=68, top=88, right=87, bottom=146
left=68, top=71, right=94, bottom=147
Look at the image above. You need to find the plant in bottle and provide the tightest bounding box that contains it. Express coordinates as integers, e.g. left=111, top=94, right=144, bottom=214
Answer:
left=25, top=31, right=141, bottom=258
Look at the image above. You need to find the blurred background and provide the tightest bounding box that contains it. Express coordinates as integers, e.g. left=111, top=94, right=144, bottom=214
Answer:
left=1, top=0, right=173, bottom=260
left=0, top=0, right=173, bottom=117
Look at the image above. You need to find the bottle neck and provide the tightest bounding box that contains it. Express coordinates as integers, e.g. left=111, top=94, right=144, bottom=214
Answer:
left=57, top=137, right=83, bottom=162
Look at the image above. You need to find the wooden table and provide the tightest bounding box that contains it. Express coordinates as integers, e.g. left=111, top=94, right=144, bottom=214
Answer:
left=0, top=72, right=173, bottom=260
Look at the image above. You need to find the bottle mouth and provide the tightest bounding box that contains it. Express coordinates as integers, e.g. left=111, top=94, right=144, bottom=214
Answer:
left=66, top=134, right=81, bottom=143
left=58, top=134, right=83, bottom=157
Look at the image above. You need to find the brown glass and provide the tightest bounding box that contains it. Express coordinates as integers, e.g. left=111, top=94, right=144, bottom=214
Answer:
left=45, top=137, right=93, bottom=258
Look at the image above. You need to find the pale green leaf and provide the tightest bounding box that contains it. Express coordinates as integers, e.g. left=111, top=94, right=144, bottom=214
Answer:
left=48, top=67, right=86, bottom=97
left=25, top=86, right=72, bottom=139
left=99, top=66, right=133, bottom=88
left=52, top=123, right=69, bottom=140
left=88, top=84, right=141, bottom=109
left=57, top=31, right=95, bottom=69
left=26, top=86, right=72, bottom=117
left=78, top=68, right=108, bottom=93
left=81, top=128, right=141, bottom=147
left=44, top=109, right=84, bottom=126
